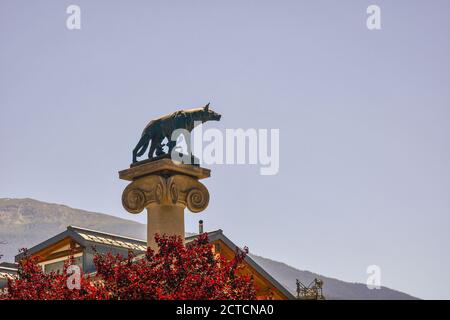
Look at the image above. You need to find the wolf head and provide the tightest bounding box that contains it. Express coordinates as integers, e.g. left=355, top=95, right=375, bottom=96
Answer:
left=203, top=103, right=221, bottom=121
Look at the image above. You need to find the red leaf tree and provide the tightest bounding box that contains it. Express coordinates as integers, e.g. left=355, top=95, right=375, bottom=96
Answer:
left=1, top=233, right=257, bottom=300
left=2, top=250, right=106, bottom=300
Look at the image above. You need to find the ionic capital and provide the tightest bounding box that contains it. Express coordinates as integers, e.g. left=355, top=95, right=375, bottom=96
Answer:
left=122, top=174, right=209, bottom=214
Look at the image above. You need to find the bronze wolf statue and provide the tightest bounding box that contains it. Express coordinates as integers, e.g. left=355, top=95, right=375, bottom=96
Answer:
left=132, top=103, right=221, bottom=163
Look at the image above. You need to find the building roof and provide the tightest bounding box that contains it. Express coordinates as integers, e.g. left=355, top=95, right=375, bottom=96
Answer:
left=0, top=262, right=18, bottom=269
left=15, top=226, right=147, bottom=261
left=70, top=226, right=147, bottom=251
left=190, top=230, right=295, bottom=299
left=0, top=265, right=18, bottom=280
left=14, top=226, right=295, bottom=299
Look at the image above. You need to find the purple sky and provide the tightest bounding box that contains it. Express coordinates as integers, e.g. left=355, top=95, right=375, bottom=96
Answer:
left=1, top=0, right=450, bottom=299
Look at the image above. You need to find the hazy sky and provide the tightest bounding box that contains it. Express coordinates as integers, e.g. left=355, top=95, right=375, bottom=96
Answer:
left=1, top=0, right=449, bottom=299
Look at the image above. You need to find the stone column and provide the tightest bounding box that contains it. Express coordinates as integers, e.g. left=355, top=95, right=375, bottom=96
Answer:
left=119, top=159, right=210, bottom=250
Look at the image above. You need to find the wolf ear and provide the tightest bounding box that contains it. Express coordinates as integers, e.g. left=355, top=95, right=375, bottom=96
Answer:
left=204, top=103, right=210, bottom=111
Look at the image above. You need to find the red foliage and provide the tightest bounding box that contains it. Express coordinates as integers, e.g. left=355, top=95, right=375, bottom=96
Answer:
left=2, top=250, right=106, bottom=300
left=1, top=233, right=257, bottom=300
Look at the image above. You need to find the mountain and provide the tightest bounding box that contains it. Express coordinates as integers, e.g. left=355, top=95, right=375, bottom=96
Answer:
left=248, top=254, right=416, bottom=300
left=0, top=198, right=417, bottom=299
left=0, top=198, right=147, bottom=261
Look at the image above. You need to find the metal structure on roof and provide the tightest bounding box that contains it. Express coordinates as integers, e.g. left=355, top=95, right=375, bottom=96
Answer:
left=296, top=278, right=325, bottom=300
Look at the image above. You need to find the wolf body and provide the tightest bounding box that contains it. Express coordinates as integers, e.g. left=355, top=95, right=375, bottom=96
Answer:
left=132, top=104, right=221, bottom=163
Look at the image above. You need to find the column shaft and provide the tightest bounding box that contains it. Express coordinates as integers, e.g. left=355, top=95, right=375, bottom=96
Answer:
left=146, top=204, right=185, bottom=250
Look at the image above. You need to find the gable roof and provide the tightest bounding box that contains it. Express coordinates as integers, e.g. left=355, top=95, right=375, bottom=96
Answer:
left=15, top=226, right=147, bottom=261
left=69, top=226, right=147, bottom=251
left=192, top=230, right=295, bottom=299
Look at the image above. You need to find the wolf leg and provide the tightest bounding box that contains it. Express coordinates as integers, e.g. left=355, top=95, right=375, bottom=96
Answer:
left=148, top=138, right=159, bottom=159
left=133, top=136, right=149, bottom=163
left=155, top=141, right=165, bottom=156
left=167, top=131, right=180, bottom=155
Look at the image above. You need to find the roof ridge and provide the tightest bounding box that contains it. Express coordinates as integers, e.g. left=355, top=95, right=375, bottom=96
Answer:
left=0, top=266, right=18, bottom=272
left=67, top=225, right=146, bottom=243
left=67, top=225, right=224, bottom=243
left=184, top=229, right=223, bottom=240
